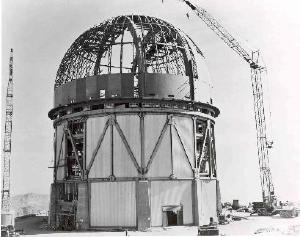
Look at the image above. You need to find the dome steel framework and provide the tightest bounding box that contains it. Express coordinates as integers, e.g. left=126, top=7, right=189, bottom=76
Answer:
left=55, top=15, right=202, bottom=91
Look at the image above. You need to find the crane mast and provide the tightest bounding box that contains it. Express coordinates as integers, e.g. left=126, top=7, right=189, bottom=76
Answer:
left=179, top=0, right=275, bottom=206
left=2, top=49, right=14, bottom=213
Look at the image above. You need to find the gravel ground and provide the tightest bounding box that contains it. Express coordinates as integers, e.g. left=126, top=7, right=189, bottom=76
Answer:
left=16, top=214, right=300, bottom=236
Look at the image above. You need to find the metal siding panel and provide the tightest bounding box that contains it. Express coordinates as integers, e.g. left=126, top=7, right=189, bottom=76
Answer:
left=76, top=78, right=86, bottom=102
left=144, top=114, right=167, bottom=165
left=61, top=83, right=69, bottom=105
left=147, top=126, right=172, bottom=177
left=54, top=86, right=63, bottom=107
left=121, top=73, right=134, bottom=97
left=144, top=73, right=189, bottom=99
left=199, top=180, right=217, bottom=225
left=150, top=181, right=193, bottom=226
left=107, top=74, right=121, bottom=97
left=86, top=76, right=99, bottom=100
left=86, top=117, right=111, bottom=178
left=116, top=115, right=141, bottom=166
left=174, top=116, right=195, bottom=168
left=172, top=127, right=193, bottom=178
left=56, top=123, right=66, bottom=180
left=113, top=127, right=139, bottom=177
left=90, top=182, right=136, bottom=227
left=97, top=74, right=108, bottom=90
left=69, top=81, right=76, bottom=103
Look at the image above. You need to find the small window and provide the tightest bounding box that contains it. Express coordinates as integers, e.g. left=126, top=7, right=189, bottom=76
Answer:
left=100, top=89, right=106, bottom=98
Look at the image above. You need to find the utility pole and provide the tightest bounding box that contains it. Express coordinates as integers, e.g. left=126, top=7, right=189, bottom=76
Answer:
left=2, top=48, right=14, bottom=213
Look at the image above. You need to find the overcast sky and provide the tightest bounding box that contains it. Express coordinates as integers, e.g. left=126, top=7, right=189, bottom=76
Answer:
left=1, top=0, right=300, bottom=204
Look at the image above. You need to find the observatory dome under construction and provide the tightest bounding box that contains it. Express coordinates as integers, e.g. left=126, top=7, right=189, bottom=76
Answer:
left=53, top=15, right=213, bottom=105
left=49, top=15, right=220, bottom=231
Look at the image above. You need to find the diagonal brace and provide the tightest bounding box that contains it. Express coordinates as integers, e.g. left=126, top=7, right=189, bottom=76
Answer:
left=173, top=123, right=193, bottom=170
left=113, top=119, right=142, bottom=173
left=86, top=119, right=110, bottom=172
left=55, top=130, right=65, bottom=170
left=66, top=128, right=83, bottom=178
left=145, top=119, right=169, bottom=173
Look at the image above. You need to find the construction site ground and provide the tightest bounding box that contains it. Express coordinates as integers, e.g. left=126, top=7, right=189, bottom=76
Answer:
left=15, top=212, right=300, bottom=236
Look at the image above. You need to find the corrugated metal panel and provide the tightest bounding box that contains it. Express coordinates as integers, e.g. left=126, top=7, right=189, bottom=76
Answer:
left=90, top=181, right=136, bottom=227
left=107, top=74, right=121, bottom=97
left=172, top=126, right=193, bottom=178
left=150, top=181, right=193, bottom=226
left=60, top=80, right=76, bottom=104
left=76, top=78, right=86, bottom=102
left=147, top=126, right=172, bottom=177
left=116, top=115, right=141, bottom=166
left=86, top=117, right=111, bottom=178
left=174, top=116, right=195, bottom=168
left=198, top=179, right=217, bottom=226
left=144, top=114, right=167, bottom=165
left=121, top=73, right=134, bottom=97
left=144, top=73, right=189, bottom=99
left=56, top=123, right=66, bottom=180
left=54, top=86, right=63, bottom=107
left=86, top=76, right=99, bottom=100
left=113, top=127, right=139, bottom=177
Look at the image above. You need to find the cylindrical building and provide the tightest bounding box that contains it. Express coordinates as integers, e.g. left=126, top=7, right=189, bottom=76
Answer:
left=48, top=15, right=220, bottom=231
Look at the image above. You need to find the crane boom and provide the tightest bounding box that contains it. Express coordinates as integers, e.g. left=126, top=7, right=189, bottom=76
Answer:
left=2, top=49, right=14, bottom=213
left=179, top=0, right=275, bottom=206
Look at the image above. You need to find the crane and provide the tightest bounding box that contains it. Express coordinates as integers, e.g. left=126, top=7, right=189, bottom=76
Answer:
left=2, top=49, right=14, bottom=213
left=176, top=0, right=276, bottom=210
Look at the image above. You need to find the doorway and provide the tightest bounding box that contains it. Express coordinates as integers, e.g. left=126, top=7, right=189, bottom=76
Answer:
left=162, top=205, right=183, bottom=226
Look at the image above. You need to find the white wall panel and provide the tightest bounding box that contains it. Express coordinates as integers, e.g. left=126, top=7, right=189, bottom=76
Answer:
left=174, top=116, right=195, bottom=168
left=198, top=180, right=217, bottom=226
left=56, top=123, right=66, bottom=180
left=89, top=131, right=111, bottom=178
left=147, top=126, right=172, bottom=177
left=90, top=182, right=136, bottom=227
left=116, top=115, right=141, bottom=166
left=86, top=116, right=108, bottom=165
left=113, top=127, right=139, bottom=177
left=150, top=181, right=193, bottom=226
left=144, top=115, right=167, bottom=165
left=172, top=127, right=193, bottom=178
left=87, top=116, right=111, bottom=178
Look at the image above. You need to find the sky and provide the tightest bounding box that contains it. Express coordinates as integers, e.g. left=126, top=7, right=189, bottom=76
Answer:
left=1, top=0, right=300, bottom=204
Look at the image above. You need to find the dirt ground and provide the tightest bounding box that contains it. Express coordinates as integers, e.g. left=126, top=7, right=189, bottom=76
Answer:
left=15, top=214, right=300, bottom=236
